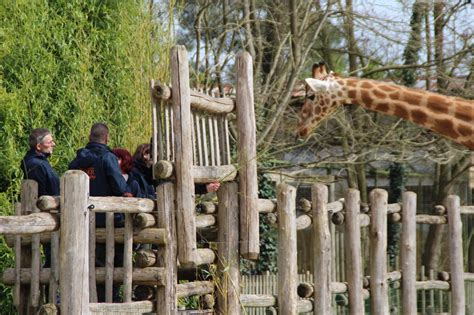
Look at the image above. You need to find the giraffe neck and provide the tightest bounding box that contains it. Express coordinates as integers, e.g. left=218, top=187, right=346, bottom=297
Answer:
left=339, top=77, right=474, bottom=150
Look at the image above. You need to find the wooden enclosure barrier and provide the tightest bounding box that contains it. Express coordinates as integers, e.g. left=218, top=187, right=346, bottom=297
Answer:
left=151, top=46, right=259, bottom=264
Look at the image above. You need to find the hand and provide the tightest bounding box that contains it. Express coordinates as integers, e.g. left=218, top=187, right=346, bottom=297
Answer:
left=123, top=192, right=133, bottom=197
left=206, top=182, right=220, bottom=193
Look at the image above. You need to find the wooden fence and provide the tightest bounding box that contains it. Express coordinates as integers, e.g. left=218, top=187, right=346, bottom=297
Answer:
left=1, top=45, right=473, bottom=314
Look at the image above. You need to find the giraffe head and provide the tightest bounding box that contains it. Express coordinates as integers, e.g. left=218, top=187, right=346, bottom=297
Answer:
left=297, top=63, right=347, bottom=137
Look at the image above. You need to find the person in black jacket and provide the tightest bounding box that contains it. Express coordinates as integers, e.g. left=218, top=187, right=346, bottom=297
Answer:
left=21, top=128, right=59, bottom=197
left=68, top=122, right=130, bottom=302
left=112, top=147, right=146, bottom=198
left=20, top=128, right=60, bottom=294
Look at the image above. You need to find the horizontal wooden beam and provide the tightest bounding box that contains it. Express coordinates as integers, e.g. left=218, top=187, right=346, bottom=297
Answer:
left=176, top=281, right=214, bottom=298
left=2, top=267, right=165, bottom=285
left=239, top=294, right=312, bottom=312
left=90, top=301, right=153, bottom=313
left=0, top=213, right=57, bottom=234
left=37, top=195, right=155, bottom=213
left=151, top=81, right=234, bottom=113
left=5, top=227, right=166, bottom=246
left=154, top=161, right=237, bottom=183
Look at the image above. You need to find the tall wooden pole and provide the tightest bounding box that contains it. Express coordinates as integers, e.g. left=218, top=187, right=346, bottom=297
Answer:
left=236, top=51, right=259, bottom=260
left=59, top=171, right=90, bottom=314
left=312, top=183, right=332, bottom=314
left=277, top=183, right=297, bottom=314
left=156, top=183, right=177, bottom=314
left=216, top=182, right=240, bottom=314
left=401, top=191, right=417, bottom=314
left=171, top=45, right=197, bottom=265
left=446, top=195, right=465, bottom=315
left=369, top=189, right=389, bottom=314
left=344, top=189, right=364, bottom=314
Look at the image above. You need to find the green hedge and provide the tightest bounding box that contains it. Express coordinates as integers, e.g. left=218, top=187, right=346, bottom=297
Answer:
left=0, top=1, right=173, bottom=311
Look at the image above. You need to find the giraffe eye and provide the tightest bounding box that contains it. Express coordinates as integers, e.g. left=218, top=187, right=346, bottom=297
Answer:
left=307, top=94, right=315, bottom=101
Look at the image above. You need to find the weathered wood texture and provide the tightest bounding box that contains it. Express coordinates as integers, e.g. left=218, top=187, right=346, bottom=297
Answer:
left=6, top=227, right=166, bottom=247
left=236, top=51, right=259, bottom=260
left=312, top=183, right=332, bottom=314
left=152, top=80, right=235, bottom=113
left=277, top=183, right=298, bottom=315
left=156, top=183, right=177, bottom=314
left=104, top=213, right=114, bottom=302
left=123, top=213, right=133, bottom=302
left=13, top=203, right=21, bottom=310
left=216, top=182, right=240, bottom=314
left=3, top=267, right=165, bottom=286
left=37, top=195, right=155, bottom=213
left=446, top=195, right=465, bottom=315
left=133, top=213, right=156, bottom=229
left=176, top=281, right=214, bottom=298
left=153, top=162, right=237, bottom=183
left=59, top=171, right=90, bottom=315
left=344, top=189, right=364, bottom=315
left=171, top=45, right=197, bottom=265
left=369, top=189, right=389, bottom=315
left=401, top=192, right=417, bottom=315
left=0, top=212, right=57, bottom=234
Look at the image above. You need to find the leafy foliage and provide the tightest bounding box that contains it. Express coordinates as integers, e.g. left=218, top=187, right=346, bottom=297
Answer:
left=0, top=0, right=172, bottom=309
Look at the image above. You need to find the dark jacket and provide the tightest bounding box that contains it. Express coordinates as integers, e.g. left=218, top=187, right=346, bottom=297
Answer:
left=21, top=149, right=60, bottom=196
left=130, top=165, right=156, bottom=199
left=69, top=142, right=128, bottom=227
left=126, top=175, right=144, bottom=198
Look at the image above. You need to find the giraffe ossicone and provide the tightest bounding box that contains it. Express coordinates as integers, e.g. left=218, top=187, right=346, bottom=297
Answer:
left=297, top=63, right=474, bottom=150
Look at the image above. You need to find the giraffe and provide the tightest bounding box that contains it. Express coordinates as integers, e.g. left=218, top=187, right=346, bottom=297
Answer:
left=297, top=63, right=474, bottom=150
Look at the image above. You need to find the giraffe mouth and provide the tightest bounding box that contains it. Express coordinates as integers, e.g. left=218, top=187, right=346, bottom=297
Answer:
left=297, top=127, right=309, bottom=138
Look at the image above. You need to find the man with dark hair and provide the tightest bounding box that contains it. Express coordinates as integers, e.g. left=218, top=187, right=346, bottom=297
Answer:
left=69, top=122, right=130, bottom=302
left=69, top=122, right=131, bottom=226
left=21, top=128, right=59, bottom=197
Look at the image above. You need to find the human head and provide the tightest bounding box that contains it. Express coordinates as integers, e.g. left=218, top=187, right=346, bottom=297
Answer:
left=29, top=128, right=56, bottom=154
left=112, top=148, right=133, bottom=174
left=89, top=123, right=109, bottom=144
left=133, top=143, right=152, bottom=167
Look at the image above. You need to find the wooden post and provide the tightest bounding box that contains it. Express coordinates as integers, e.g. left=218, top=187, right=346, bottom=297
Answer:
left=236, top=51, right=259, bottom=260
left=446, top=195, right=465, bottom=315
left=216, top=182, right=240, bottom=314
left=19, top=180, right=37, bottom=314
left=13, top=203, right=21, bottom=311
left=49, top=229, right=59, bottom=304
left=59, top=171, right=89, bottom=314
left=277, top=183, right=297, bottom=314
left=369, top=189, right=389, bottom=314
left=312, top=183, right=332, bottom=314
left=89, top=212, right=97, bottom=302
left=171, top=45, right=197, bottom=265
left=123, top=213, right=133, bottom=302
left=401, top=191, right=417, bottom=314
left=344, top=189, right=364, bottom=314
left=156, top=183, right=177, bottom=314
left=105, top=212, right=114, bottom=302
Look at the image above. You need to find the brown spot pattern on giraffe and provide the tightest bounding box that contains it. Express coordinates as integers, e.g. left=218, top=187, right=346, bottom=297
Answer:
left=411, top=109, right=428, bottom=125
left=361, top=81, right=373, bottom=89
left=394, top=105, right=410, bottom=120
left=360, top=91, right=373, bottom=108
left=372, top=89, right=387, bottom=99
left=457, top=124, right=473, bottom=137
left=427, top=96, right=450, bottom=114
left=435, top=119, right=459, bottom=139
left=375, top=103, right=390, bottom=113
left=454, top=104, right=473, bottom=123
left=379, top=84, right=397, bottom=92
left=402, top=91, right=424, bottom=106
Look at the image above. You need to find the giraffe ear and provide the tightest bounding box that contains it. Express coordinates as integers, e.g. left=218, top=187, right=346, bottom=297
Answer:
left=305, top=78, right=331, bottom=92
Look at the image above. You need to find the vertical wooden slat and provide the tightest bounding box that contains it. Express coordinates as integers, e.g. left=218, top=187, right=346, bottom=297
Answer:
left=218, top=115, right=227, bottom=165
left=105, top=212, right=114, bottom=302
left=345, top=189, right=364, bottom=314
left=60, top=171, right=89, bottom=314
left=151, top=79, right=159, bottom=165
left=171, top=45, right=197, bottom=265
left=123, top=213, right=133, bottom=302
left=49, top=230, right=59, bottom=303
left=201, top=115, right=209, bottom=166
left=401, top=191, right=417, bottom=315
left=312, top=183, right=332, bottom=314
left=421, top=265, right=426, bottom=313
left=165, top=104, right=171, bottom=161
left=30, top=186, right=40, bottom=308
left=213, top=116, right=221, bottom=165
left=277, top=183, right=297, bottom=314
left=446, top=195, right=465, bottom=315
left=157, top=100, right=165, bottom=161
left=19, top=180, right=36, bottom=314
left=369, top=189, right=389, bottom=314
left=156, top=183, right=177, bottom=314
left=236, top=51, right=259, bottom=260
left=89, top=212, right=97, bottom=302
left=216, top=182, right=240, bottom=314
left=13, top=202, right=21, bottom=310
left=224, top=115, right=231, bottom=164
left=208, top=116, right=216, bottom=166
left=195, top=112, right=203, bottom=166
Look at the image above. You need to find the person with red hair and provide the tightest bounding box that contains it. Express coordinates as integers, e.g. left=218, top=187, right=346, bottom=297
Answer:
left=112, top=148, right=144, bottom=198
